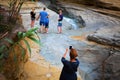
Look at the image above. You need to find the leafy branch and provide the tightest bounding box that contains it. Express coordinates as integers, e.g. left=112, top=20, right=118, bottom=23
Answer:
left=0, top=27, right=40, bottom=72
left=8, top=0, right=26, bottom=23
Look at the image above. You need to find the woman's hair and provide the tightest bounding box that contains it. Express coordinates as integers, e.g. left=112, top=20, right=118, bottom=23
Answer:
left=70, top=48, right=78, bottom=59
left=32, top=7, right=35, bottom=10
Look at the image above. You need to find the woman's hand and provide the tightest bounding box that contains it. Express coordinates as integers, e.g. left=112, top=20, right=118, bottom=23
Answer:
left=63, top=48, right=69, bottom=58
left=66, top=48, right=68, bottom=52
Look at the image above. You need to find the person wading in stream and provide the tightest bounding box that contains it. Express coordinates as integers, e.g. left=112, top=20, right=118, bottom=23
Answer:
left=36, top=7, right=49, bottom=33
left=57, top=9, right=63, bottom=34
left=30, top=8, right=36, bottom=28
left=60, top=46, right=79, bottom=80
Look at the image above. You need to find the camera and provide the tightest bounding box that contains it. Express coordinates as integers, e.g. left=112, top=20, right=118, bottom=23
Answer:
left=69, top=46, right=72, bottom=49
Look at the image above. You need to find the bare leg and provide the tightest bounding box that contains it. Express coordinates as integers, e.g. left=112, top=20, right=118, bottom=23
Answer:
left=58, top=27, right=62, bottom=33
left=57, top=27, right=60, bottom=33
left=38, top=25, right=43, bottom=33
left=41, top=26, right=44, bottom=33
left=45, top=28, right=48, bottom=33
left=31, top=20, right=35, bottom=28
left=31, top=20, right=32, bottom=27
left=60, top=27, right=62, bottom=33
left=43, top=26, right=46, bottom=33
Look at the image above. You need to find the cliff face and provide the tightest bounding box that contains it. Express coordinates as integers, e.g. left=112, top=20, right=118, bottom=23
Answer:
left=100, top=0, right=120, bottom=8
left=60, top=0, right=120, bottom=8
left=58, top=0, right=120, bottom=18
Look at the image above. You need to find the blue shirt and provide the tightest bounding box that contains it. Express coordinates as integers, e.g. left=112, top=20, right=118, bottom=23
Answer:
left=40, top=11, right=48, bottom=22
left=45, top=17, right=49, bottom=23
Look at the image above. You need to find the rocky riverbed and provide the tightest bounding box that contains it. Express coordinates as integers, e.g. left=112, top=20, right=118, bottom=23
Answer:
left=21, top=1, right=120, bottom=80
left=41, top=1, right=120, bottom=80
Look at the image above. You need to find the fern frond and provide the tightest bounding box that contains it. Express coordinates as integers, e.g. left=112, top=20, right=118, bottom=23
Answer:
left=23, top=39, right=31, bottom=56
left=4, top=38, right=14, bottom=44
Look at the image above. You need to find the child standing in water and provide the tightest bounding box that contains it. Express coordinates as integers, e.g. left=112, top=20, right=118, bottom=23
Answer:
left=57, top=9, right=63, bottom=33
left=30, top=8, right=36, bottom=28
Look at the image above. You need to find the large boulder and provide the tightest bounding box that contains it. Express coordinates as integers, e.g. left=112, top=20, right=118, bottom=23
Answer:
left=87, top=26, right=120, bottom=47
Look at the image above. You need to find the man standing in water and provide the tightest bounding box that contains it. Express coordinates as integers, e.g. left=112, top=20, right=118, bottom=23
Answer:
left=36, top=7, right=49, bottom=33
left=57, top=9, right=63, bottom=33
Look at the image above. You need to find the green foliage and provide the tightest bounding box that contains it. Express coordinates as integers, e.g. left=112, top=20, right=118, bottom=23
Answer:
left=0, top=24, right=10, bottom=33
left=50, top=0, right=57, bottom=4
left=4, top=38, right=14, bottom=44
left=0, top=14, right=4, bottom=21
left=8, top=0, right=26, bottom=24
left=0, top=27, right=40, bottom=72
left=0, top=45, right=6, bottom=53
left=23, top=39, right=31, bottom=55
left=17, top=42, right=25, bottom=60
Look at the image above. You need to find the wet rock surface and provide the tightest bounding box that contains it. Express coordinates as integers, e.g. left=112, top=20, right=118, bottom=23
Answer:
left=104, top=51, right=120, bottom=80
left=21, top=1, right=120, bottom=80
left=42, top=1, right=120, bottom=80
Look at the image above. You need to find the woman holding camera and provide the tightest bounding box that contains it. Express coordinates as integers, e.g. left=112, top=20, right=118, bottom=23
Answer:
left=60, top=47, right=79, bottom=80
